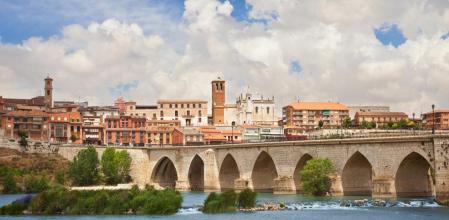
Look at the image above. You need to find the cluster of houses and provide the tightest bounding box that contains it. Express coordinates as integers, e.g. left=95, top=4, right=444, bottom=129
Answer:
left=0, top=76, right=447, bottom=146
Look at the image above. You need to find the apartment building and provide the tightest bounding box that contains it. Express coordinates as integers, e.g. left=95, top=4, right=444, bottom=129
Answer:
left=105, top=115, right=146, bottom=146
left=1, top=110, right=49, bottom=141
left=157, top=99, right=208, bottom=127
left=283, top=102, right=349, bottom=130
left=82, top=116, right=104, bottom=145
left=354, top=111, right=408, bottom=128
left=146, top=120, right=180, bottom=145
left=49, top=112, right=83, bottom=144
left=422, top=110, right=449, bottom=130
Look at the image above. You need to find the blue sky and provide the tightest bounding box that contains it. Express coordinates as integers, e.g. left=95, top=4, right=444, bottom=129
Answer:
left=1, top=0, right=408, bottom=48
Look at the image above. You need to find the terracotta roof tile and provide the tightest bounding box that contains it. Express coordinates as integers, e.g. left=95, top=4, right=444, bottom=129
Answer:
left=287, top=102, right=348, bottom=111
left=355, top=111, right=408, bottom=117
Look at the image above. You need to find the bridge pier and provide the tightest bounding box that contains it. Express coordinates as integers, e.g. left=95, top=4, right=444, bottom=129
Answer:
left=175, top=180, right=190, bottom=192
left=433, top=137, right=449, bottom=204
left=273, top=176, right=296, bottom=194
left=234, top=178, right=250, bottom=192
left=372, top=177, right=395, bottom=198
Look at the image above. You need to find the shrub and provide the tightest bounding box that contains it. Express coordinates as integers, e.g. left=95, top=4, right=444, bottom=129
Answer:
left=203, top=190, right=238, bottom=213
left=30, top=185, right=182, bottom=215
left=2, top=173, right=22, bottom=194
left=56, top=171, right=66, bottom=185
left=299, top=158, right=334, bottom=196
left=0, top=202, right=28, bottom=215
left=237, top=188, right=257, bottom=209
left=69, top=146, right=99, bottom=186
left=24, top=175, right=50, bottom=193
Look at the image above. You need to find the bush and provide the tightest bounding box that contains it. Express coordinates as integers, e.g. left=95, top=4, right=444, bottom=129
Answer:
left=69, top=146, right=99, bottom=186
left=101, top=147, right=132, bottom=185
left=299, top=158, right=334, bottom=196
left=237, top=188, right=257, bottom=209
left=30, top=185, right=182, bottom=215
left=56, top=171, right=66, bottom=185
left=2, top=173, right=22, bottom=194
left=0, top=202, right=28, bottom=215
left=203, top=191, right=238, bottom=213
left=24, top=175, right=50, bottom=193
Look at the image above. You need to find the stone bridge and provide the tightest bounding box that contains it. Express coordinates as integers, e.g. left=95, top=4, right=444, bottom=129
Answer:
left=58, top=135, right=449, bottom=202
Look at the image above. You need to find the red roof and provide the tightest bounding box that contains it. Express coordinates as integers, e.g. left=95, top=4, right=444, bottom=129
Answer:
left=4, top=110, right=48, bottom=117
left=287, top=102, right=348, bottom=111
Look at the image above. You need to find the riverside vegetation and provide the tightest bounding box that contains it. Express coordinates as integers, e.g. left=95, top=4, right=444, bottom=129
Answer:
left=299, top=158, right=334, bottom=196
left=202, top=189, right=257, bottom=213
left=1, top=185, right=183, bottom=215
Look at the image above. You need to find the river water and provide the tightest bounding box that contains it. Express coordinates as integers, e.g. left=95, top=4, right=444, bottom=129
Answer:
left=1, top=192, right=449, bottom=220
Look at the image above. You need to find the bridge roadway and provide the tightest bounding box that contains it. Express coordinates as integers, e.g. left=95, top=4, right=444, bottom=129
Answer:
left=58, top=134, right=449, bottom=203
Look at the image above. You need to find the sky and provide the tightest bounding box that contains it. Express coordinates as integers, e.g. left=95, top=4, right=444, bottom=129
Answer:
left=0, top=0, right=449, bottom=116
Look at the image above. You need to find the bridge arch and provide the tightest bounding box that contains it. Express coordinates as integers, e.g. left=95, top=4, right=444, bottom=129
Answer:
left=395, top=152, right=434, bottom=197
left=219, top=153, right=240, bottom=191
left=151, top=156, right=178, bottom=189
left=342, top=151, right=373, bottom=196
left=293, top=153, right=313, bottom=193
left=188, top=154, right=204, bottom=191
left=251, top=151, right=278, bottom=192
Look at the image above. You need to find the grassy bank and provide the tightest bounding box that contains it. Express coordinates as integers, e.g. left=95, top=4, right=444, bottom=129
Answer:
left=1, top=185, right=183, bottom=215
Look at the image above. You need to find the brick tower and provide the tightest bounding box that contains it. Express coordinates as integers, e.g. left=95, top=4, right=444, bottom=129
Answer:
left=44, top=76, right=53, bottom=109
left=211, top=77, right=225, bottom=125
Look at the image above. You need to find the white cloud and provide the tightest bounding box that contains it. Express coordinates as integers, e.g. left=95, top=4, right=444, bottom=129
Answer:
left=1, top=0, right=449, bottom=115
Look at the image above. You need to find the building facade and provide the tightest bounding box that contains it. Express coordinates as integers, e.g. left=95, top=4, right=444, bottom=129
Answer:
left=146, top=120, right=180, bottom=146
left=49, top=112, right=83, bottom=144
left=283, top=102, right=349, bottom=130
left=348, top=105, right=390, bottom=119
left=354, top=111, right=408, bottom=128
left=157, top=99, right=208, bottom=127
left=1, top=110, right=49, bottom=141
left=172, top=128, right=204, bottom=146
left=234, top=92, right=277, bottom=126
left=422, top=110, right=449, bottom=130
left=105, top=115, right=146, bottom=146
left=82, top=116, right=104, bottom=145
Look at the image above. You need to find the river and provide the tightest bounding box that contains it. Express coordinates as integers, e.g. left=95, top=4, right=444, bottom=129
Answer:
left=1, top=192, right=449, bottom=220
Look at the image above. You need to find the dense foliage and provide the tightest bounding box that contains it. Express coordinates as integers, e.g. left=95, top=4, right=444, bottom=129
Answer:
left=101, top=147, right=132, bottom=185
left=17, top=130, right=28, bottom=148
left=1, top=172, right=22, bottom=194
left=299, top=158, right=334, bottom=196
left=24, top=176, right=49, bottom=193
left=69, top=146, right=99, bottom=186
left=203, top=189, right=257, bottom=213
left=237, top=188, right=257, bottom=209
left=29, top=185, right=182, bottom=215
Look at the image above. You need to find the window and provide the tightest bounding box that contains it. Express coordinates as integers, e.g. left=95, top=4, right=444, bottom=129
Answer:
left=175, top=104, right=178, bottom=108
left=193, top=104, right=196, bottom=108
left=187, top=104, right=190, bottom=108
left=187, top=110, right=190, bottom=116
left=175, top=110, right=178, bottom=117
left=255, top=107, right=259, bottom=114
left=160, top=111, right=164, bottom=117
left=160, top=104, right=163, bottom=108
left=199, top=104, right=202, bottom=108
left=169, top=104, right=172, bottom=108
left=198, top=110, right=202, bottom=117
left=267, top=107, right=270, bottom=114
left=153, top=113, right=156, bottom=119
left=181, top=104, right=184, bottom=108
left=198, top=118, right=202, bottom=123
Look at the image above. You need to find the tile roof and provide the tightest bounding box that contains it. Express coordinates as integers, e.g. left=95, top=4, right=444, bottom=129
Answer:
left=287, top=102, right=348, bottom=111
left=157, top=99, right=208, bottom=104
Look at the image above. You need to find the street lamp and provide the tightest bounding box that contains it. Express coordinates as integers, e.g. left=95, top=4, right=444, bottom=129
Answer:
left=412, top=112, right=415, bottom=135
left=231, top=121, right=235, bottom=144
left=432, top=104, right=435, bottom=135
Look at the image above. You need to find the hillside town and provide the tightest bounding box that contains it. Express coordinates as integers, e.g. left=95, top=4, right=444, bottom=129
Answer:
left=0, top=76, right=447, bottom=147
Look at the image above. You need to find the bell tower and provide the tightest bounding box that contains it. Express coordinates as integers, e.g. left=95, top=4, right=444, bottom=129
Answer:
left=211, top=77, right=225, bottom=125
left=44, top=76, right=53, bottom=109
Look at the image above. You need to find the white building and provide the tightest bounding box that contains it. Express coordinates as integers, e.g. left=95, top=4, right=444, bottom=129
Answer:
left=224, top=91, right=277, bottom=126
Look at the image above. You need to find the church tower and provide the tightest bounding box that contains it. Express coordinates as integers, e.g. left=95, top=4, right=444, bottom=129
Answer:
left=44, top=76, right=53, bottom=109
left=211, top=77, right=225, bottom=125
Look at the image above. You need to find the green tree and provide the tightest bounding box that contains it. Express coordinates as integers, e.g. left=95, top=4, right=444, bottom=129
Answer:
left=24, top=175, right=50, bottom=193
left=299, top=158, right=334, bottom=196
left=69, top=146, right=99, bottom=186
left=18, top=130, right=28, bottom=147
left=318, top=120, right=324, bottom=129
left=101, top=147, right=132, bottom=185
left=342, top=117, right=352, bottom=128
